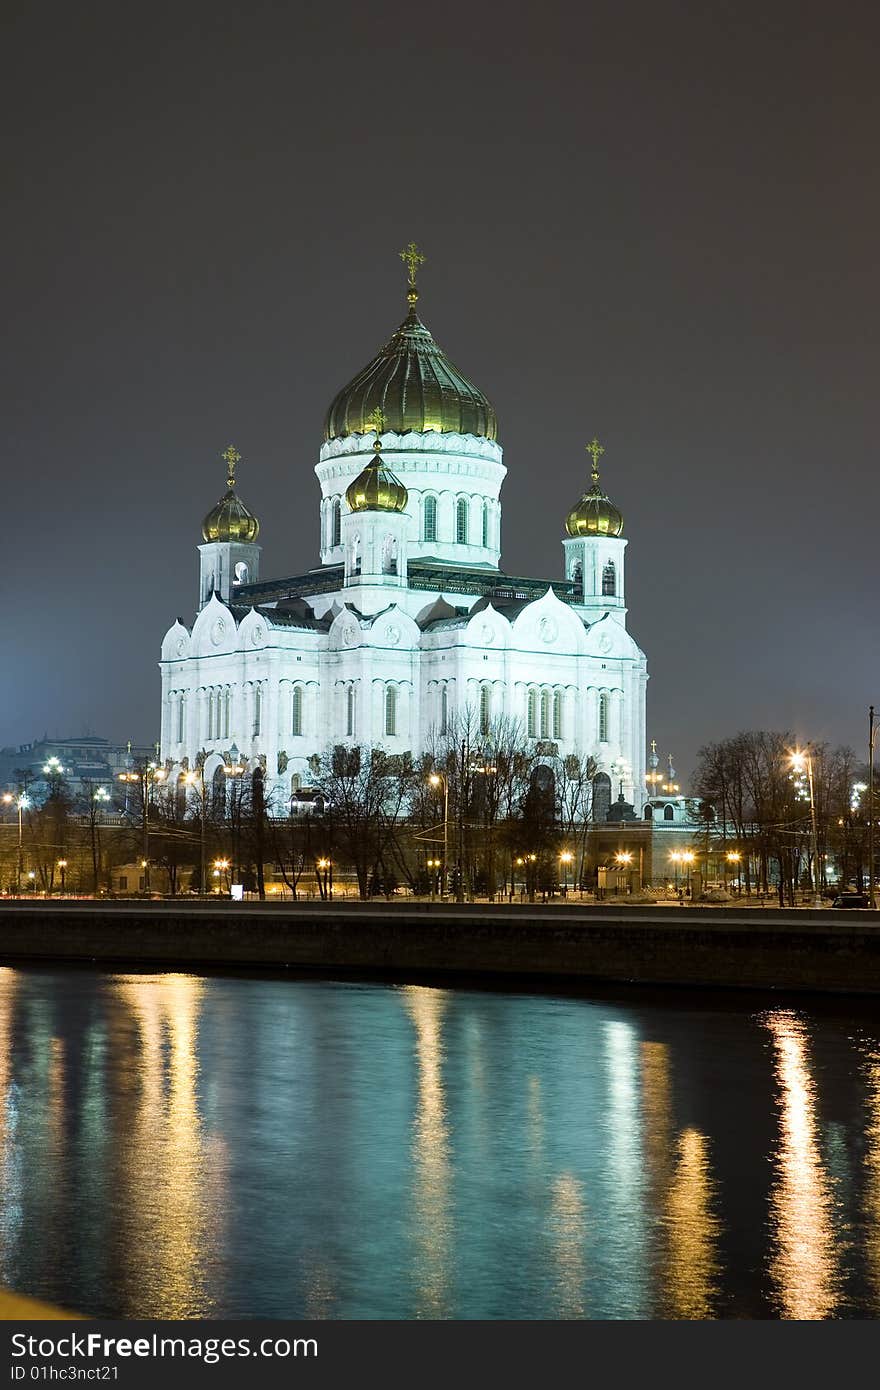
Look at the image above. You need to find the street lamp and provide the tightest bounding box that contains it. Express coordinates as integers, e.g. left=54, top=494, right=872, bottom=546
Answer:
left=213, top=857, right=231, bottom=894
left=185, top=771, right=208, bottom=895
left=726, top=850, right=741, bottom=893
left=4, top=793, right=30, bottom=893
left=681, top=849, right=695, bottom=895
left=57, top=858, right=68, bottom=893
left=316, top=857, right=332, bottom=899
left=559, top=849, right=573, bottom=895
left=426, top=857, right=442, bottom=899
left=428, top=772, right=449, bottom=898
left=790, top=748, right=823, bottom=908
left=669, top=850, right=681, bottom=896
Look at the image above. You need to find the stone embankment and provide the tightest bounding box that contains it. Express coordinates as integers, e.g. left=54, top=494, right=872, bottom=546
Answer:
left=1, top=898, right=880, bottom=994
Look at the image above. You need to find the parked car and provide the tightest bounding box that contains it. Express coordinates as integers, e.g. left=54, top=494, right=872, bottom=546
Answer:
left=831, top=892, right=871, bottom=908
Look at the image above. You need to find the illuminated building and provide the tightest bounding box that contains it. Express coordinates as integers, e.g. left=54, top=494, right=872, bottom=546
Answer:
left=159, top=247, right=648, bottom=812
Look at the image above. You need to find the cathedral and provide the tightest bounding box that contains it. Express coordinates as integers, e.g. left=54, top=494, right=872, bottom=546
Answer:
left=159, top=246, right=648, bottom=816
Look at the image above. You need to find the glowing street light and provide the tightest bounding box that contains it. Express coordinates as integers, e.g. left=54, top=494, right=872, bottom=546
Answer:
left=57, top=858, right=68, bottom=893
left=185, top=770, right=208, bottom=895
left=789, top=747, right=822, bottom=908
left=428, top=772, right=450, bottom=898
left=559, top=849, right=573, bottom=894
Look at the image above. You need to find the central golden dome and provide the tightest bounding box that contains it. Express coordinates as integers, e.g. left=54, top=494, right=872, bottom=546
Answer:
left=324, top=246, right=498, bottom=441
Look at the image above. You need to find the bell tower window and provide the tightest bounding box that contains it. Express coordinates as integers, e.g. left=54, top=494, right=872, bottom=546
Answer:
left=424, top=495, right=437, bottom=543
left=456, top=497, right=469, bottom=545
left=602, top=561, right=616, bottom=597
left=331, top=497, right=342, bottom=549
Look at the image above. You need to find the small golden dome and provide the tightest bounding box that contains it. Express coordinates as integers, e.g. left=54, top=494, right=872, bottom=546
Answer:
left=201, top=446, right=260, bottom=543
left=565, top=437, right=624, bottom=538
left=324, top=244, right=498, bottom=441
left=345, top=437, right=409, bottom=514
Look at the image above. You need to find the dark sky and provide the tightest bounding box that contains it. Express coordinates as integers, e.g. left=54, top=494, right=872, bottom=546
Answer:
left=3, top=0, right=878, bottom=780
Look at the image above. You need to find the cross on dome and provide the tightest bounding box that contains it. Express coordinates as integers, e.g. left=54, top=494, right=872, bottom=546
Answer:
left=586, top=437, right=605, bottom=482
left=222, top=444, right=242, bottom=488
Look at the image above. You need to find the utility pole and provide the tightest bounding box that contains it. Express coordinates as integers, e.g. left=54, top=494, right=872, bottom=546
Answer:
left=869, top=705, right=876, bottom=909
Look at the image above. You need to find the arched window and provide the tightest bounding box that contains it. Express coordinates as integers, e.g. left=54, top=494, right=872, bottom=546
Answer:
left=456, top=497, right=469, bottom=545
left=592, top=771, right=612, bottom=824
left=233, top=561, right=249, bottom=585
left=571, top=560, right=583, bottom=601
left=481, top=501, right=489, bottom=548
left=602, top=560, right=616, bottom=597
left=644, top=805, right=653, bottom=820
left=553, top=689, right=563, bottom=740
left=598, top=692, right=609, bottom=742
left=291, top=773, right=301, bottom=795
left=351, top=534, right=361, bottom=576
left=440, top=685, right=448, bottom=735
left=253, top=684, right=262, bottom=737
left=223, top=688, right=230, bottom=739
left=383, top=535, right=398, bottom=575
left=385, top=685, right=397, bottom=737
left=527, top=688, right=538, bottom=738
left=291, top=686, right=303, bottom=736
left=424, top=495, right=437, bottom=543
left=211, top=765, right=226, bottom=814
left=176, top=692, right=185, bottom=743
left=346, top=685, right=356, bottom=737
left=480, top=685, right=491, bottom=735
left=331, top=498, right=341, bottom=549
left=540, top=689, right=551, bottom=738
left=664, top=804, right=675, bottom=821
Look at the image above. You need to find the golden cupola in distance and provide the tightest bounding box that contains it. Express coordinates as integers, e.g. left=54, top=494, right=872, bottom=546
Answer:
left=202, top=446, right=260, bottom=543
left=565, top=438, right=624, bottom=538
left=345, top=413, right=409, bottom=513
left=324, top=242, right=498, bottom=441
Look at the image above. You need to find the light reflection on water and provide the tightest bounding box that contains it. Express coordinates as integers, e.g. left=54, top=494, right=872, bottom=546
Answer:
left=0, top=966, right=879, bottom=1319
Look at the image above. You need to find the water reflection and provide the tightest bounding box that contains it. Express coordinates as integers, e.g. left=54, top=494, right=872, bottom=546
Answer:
left=764, top=1010, right=840, bottom=1319
left=112, top=975, right=226, bottom=1318
left=0, top=969, right=877, bottom=1318
left=403, top=987, right=452, bottom=1317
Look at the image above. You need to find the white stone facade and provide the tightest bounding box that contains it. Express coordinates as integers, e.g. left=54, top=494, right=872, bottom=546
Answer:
left=160, top=388, right=648, bottom=816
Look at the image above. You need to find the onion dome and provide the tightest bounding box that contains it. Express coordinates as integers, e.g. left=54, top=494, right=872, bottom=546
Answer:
left=324, top=242, right=498, bottom=442
left=201, top=446, right=260, bottom=543
left=345, top=419, right=409, bottom=513
left=565, top=437, right=624, bottom=538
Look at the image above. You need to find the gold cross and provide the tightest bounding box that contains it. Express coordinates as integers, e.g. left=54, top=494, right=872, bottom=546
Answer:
left=399, top=240, right=426, bottom=289
left=365, top=406, right=386, bottom=450
left=586, top=437, right=605, bottom=480
left=222, top=444, right=241, bottom=488
left=651, top=738, right=657, bottom=755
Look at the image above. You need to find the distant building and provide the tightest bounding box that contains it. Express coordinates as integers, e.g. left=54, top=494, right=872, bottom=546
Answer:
left=0, top=735, right=156, bottom=807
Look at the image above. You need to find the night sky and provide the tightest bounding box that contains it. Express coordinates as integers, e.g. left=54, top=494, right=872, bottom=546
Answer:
left=3, top=0, right=878, bottom=779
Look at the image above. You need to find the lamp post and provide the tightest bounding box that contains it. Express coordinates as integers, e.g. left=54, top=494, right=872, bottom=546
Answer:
left=92, top=786, right=110, bottom=895
left=559, top=849, right=573, bottom=896
left=5, top=793, right=30, bottom=894
left=681, top=849, right=695, bottom=897
left=213, top=857, right=230, bottom=894
left=790, top=748, right=822, bottom=908
left=316, top=857, right=332, bottom=900
left=428, top=772, right=449, bottom=898
left=869, top=706, right=876, bottom=909
left=185, top=771, right=208, bottom=895
left=669, top=851, right=681, bottom=897
left=57, top=859, right=67, bottom=894
left=614, top=849, right=633, bottom=894
left=726, top=850, right=741, bottom=894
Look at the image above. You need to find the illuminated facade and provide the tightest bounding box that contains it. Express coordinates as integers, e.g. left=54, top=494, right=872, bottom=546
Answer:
left=159, top=248, right=648, bottom=812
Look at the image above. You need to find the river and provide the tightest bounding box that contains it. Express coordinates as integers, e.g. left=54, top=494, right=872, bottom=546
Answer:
left=1, top=964, right=879, bottom=1319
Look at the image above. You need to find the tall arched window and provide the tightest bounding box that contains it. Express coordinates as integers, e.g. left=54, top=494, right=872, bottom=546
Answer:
left=291, top=773, right=301, bottom=795
left=424, top=495, right=437, bottom=543
left=664, top=804, right=675, bottom=821
left=598, top=692, right=609, bottom=742
left=253, top=684, right=262, bottom=737
left=571, top=559, right=583, bottom=600
left=223, top=688, right=230, bottom=739
left=527, top=688, right=538, bottom=738
left=540, top=689, right=551, bottom=739
left=456, top=497, right=469, bottom=545
left=331, top=497, right=341, bottom=549
left=602, top=560, right=616, bottom=597
left=176, top=693, right=185, bottom=743
left=644, top=804, right=653, bottom=820
left=553, top=689, right=563, bottom=740
left=481, top=500, right=489, bottom=548
left=346, top=685, right=356, bottom=737
left=291, top=686, right=303, bottom=736
left=440, top=685, right=448, bottom=735
left=479, top=685, right=491, bottom=735
left=385, top=685, right=397, bottom=737
left=383, top=535, right=398, bottom=575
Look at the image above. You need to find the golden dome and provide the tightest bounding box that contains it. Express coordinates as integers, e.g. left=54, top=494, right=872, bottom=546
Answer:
left=201, top=446, right=260, bottom=543
left=324, top=243, right=498, bottom=441
left=565, top=438, right=624, bottom=538
left=345, top=437, right=409, bottom=514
